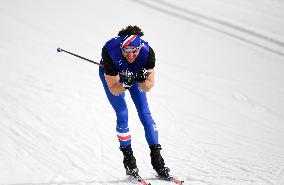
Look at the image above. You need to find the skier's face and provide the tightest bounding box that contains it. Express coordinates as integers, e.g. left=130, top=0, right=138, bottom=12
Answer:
left=121, top=46, right=141, bottom=63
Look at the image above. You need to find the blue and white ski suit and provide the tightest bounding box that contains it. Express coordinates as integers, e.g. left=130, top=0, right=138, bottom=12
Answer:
left=99, top=37, right=159, bottom=147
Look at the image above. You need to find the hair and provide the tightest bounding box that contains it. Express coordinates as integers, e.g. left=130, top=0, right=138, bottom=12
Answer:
left=118, top=25, right=144, bottom=36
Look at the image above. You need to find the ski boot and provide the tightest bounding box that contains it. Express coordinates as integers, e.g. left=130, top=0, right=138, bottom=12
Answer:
left=120, top=145, right=139, bottom=176
left=150, top=144, right=171, bottom=180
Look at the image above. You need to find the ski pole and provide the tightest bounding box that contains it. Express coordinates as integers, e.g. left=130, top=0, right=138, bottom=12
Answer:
left=57, top=48, right=103, bottom=67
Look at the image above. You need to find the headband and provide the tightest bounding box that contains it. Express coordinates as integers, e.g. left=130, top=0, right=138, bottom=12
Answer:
left=120, top=35, right=141, bottom=48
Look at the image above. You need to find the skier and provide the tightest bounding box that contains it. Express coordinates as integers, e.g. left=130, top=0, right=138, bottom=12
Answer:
left=99, top=25, right=170, bottom=179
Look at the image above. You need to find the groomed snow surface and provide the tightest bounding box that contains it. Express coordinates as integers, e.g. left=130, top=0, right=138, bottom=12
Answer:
left=1, top=0, right=284, bottom=185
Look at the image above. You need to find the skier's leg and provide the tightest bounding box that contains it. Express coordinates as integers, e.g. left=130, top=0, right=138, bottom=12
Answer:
left=99, top=68, right=130, bottom=147
left=99, top=68, right=138, bottom=175
left=129, top=83, right=170, bottom=178
left=129, top=83, right=158, bottom=146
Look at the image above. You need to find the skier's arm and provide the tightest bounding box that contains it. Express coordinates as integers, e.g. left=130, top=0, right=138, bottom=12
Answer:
left=138, top=46, right=155, bottom=92
left=138, top=69, right=154, bottom=92
left=104, top=74, right=126, bottom=96
left=101, top=47, right=124, bottom=96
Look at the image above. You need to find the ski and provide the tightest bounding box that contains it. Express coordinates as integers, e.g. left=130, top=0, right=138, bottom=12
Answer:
left=157, top=175, right=184, bottom=185
left=169, top=177, right=184, bottom=185
left=129, top=173, right=151, bottom=185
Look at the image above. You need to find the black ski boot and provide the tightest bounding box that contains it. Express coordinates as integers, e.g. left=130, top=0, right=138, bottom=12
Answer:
left=150, top=144, right=171, bottom=179
left=120, top=145, right=139, bottom=176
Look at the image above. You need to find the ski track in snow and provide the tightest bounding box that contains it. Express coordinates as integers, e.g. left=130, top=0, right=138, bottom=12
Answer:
left=1, top=0, right=284, bottom=185
left=133, top=0, right=284, bottom=57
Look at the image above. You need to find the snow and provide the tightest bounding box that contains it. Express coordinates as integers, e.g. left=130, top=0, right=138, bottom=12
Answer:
left=1, top=0, right=284, bottom=185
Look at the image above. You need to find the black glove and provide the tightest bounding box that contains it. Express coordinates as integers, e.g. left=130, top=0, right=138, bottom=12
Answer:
left=135, top=68, right=148, bottom=83
left=123, top=71, right=136, bottom=89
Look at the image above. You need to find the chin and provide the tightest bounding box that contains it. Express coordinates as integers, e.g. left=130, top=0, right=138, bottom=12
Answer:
left=127, top=59, right=135, bottom=63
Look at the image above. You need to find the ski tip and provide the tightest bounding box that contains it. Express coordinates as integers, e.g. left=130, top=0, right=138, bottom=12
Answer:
left=172, top=178, right=184, bottom=184
left=57, top=48, right=62, bottom=52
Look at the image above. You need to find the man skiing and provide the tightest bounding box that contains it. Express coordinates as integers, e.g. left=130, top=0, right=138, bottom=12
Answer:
left=99, top=25, right=170, bottom=179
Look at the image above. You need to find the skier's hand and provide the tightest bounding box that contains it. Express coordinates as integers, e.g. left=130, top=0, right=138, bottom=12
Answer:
left=135, top=68, right=148, bottom=83
left=123, top=70, right=136, bottom=89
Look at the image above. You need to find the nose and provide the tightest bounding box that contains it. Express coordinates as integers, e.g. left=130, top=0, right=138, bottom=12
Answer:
left=127, top=52, right=135, bottom=57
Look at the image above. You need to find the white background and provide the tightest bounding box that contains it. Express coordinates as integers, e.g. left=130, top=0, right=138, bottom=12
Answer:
left=1, top=0, right=284, bottom=184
